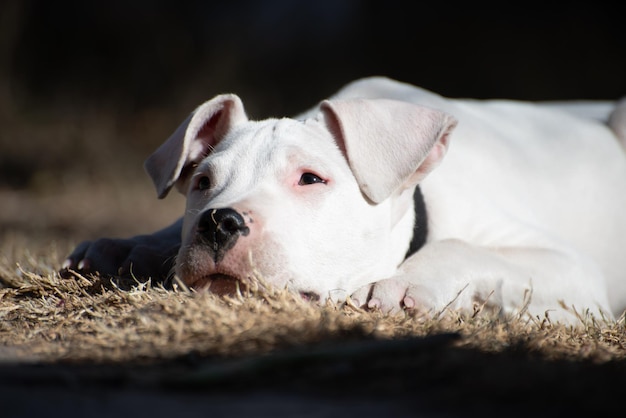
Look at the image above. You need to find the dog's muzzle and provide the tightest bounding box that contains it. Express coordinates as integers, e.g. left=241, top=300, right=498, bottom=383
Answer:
left=196, top=208, right=250, bottom=263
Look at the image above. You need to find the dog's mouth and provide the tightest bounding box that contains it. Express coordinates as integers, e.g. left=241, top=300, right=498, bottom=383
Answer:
left=187, top=271, right=321, bottom=302
left=195, top=273, right=248, bottom=296
left=299, top=291, right=321, bottom=302
left=200, top=275, right=321, bottom=302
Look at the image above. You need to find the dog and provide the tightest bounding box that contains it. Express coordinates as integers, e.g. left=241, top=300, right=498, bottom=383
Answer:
left=62, top=77, right=626, bottom=324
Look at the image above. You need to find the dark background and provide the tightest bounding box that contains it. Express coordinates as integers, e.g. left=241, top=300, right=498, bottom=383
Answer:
left=1, top=0, right=625, bottom=231
left=4, top=1, right=625, bottom=114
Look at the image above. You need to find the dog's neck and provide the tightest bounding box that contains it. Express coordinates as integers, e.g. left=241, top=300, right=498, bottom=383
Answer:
left=405, top=186, right=428, bottom=259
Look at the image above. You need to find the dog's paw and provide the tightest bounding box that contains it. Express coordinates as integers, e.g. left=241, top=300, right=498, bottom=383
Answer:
left=349, top=277, right=438, bottom=315
left=60, top=236, right=179, bottom=283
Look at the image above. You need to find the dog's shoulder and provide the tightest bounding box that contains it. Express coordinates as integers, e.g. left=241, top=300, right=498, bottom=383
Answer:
left=331, top=76, right=449, bottom=108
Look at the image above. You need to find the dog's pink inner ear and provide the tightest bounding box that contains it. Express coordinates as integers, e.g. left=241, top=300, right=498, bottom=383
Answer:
left=409, top=128, right=452, bottom=185
left=197, top=115, right=218, bottom=143
left=187, top=98, right=245, bottom=162
left=188, top=111, right=222, bottom=161
left=144, top=94, right=247, bottom=199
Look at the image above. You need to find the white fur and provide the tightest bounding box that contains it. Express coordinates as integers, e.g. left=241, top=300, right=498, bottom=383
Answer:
left=145, top=77, right=626, bottom=324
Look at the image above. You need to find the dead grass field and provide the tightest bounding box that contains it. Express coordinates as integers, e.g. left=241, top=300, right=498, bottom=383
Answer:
left=2, top=103, right=626, bottom=416
left=3, top=235, right=626, bottom=415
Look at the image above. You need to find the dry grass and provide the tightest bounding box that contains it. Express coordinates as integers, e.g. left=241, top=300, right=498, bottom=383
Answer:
left=2, top=234, right=626, bottom=367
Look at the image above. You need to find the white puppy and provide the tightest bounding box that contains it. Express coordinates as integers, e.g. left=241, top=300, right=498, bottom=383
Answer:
left=63, top=77, right=626, bottom=324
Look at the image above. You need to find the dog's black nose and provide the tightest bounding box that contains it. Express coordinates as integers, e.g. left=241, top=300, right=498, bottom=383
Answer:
left=197, top=208, right=250, bottom=262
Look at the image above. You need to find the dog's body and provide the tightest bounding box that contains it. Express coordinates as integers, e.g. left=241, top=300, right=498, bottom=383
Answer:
left=63, top=77, right=626, bottom=324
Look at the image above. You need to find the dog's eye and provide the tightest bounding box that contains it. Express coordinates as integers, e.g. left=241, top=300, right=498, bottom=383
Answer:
left=298, top=172, right=326, bottom=186
left=197, top=176, right=211, bottom=190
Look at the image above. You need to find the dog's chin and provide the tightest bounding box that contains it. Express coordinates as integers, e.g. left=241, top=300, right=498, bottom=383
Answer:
left=194, top=273, right=247, bottom=296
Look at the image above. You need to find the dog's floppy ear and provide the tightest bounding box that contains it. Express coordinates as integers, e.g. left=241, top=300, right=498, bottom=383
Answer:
left=320, top=98, right=457, bottom=203
left=144, top=94, right=247, bottom=198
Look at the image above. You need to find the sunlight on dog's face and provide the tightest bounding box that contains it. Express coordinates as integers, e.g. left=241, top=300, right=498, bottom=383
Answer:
left=175, top=117, right=406, bottom=301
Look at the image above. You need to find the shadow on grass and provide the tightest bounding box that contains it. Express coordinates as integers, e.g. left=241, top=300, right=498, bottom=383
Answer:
left=1, top=333, right=624, bottom=418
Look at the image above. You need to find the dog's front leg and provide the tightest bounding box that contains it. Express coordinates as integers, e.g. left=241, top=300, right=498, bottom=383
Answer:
left=60, top=218, right=183, bottom=284
left=350, top=239, right=611, bottom=324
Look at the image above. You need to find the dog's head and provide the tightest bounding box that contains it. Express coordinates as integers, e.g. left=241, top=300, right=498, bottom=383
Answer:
left=144, top=94, right=456, bottom=301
